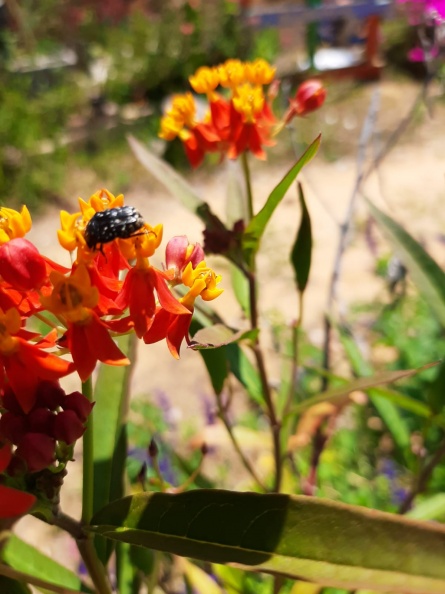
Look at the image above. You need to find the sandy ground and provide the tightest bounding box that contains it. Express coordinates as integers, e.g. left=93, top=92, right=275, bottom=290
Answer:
left=14, top=77, right=445, bottom=572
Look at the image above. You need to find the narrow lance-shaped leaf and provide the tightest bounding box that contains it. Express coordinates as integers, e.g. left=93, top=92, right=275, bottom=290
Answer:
left=286, top=364, right=436, bottom=417
left=0, top=535, right=92, bottom=593
left=91, top=489, right=445, bottom=593
left=242, top=135, right=320, bottom=267
left=339, top=324, right=414, bottom=457
left=291, top=182, right=312, bottom=293
left=367, top=198, right=445, bottom=327
left=426, top=358, right=445, bottom=414
left=93, top=333, right=136, bottom=563
left=128, top=135, right=226, bottom=232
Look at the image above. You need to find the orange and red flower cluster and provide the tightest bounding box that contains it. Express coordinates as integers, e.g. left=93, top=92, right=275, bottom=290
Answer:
left=0, top=190, right=222, bottom=518
left=159, top=59, right=326, bottom=167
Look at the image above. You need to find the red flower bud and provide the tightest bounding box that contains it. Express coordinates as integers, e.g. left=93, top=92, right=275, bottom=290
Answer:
left=53, top=410, right=85, bottom=445
left=0, top=412, right=27, bottom=444
left=62, top=392, right=94, bottom=423
left=0, top=238, right=47, bottom=291
left=166, top=236, right=205, bottom=278
left=15, top=433, right=55, bottom=472
left=292, top=79, right=326, bottom=116
left=27, top=408, right=54, bottom=435
left=35, top=381, right=66, bottom=410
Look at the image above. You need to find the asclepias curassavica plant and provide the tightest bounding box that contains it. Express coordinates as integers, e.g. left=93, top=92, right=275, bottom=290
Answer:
left=1, top=58, right=445, bottom=594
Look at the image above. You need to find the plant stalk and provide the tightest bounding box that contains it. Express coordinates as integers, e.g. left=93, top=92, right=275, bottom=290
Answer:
left=81, top=377, right=94, bottom=525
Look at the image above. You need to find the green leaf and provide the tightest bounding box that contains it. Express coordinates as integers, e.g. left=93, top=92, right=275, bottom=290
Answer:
left=230, top=263, right=250, bottom=316
left=0, top=535, right=91, bottom=593
left=90, top=489, right=445, bottom=593
left=93, top=333, right=136, bottom=562
left=190, top=324, right=258, bottom=350
left=339, top=326, right=414, bottom=456
left=128, top=135, right=203, bottom=213
left=291, top=182, right=312, bottom=293
left=128, top=135, right=223, bottom=231
left=242, top=135, right=320, bottom=267
left=286, top=365, right=435, bottom=416
left=408, top=494, right=445, bottom=521
left=427, top=358, right=445, bottom=414
left=226, top=343, right=263, bottom=405
left=367, top=199, right=445, bottom=327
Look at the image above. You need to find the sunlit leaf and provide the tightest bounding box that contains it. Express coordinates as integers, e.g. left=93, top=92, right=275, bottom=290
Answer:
left=339, top=325, right=417, bottom=457
left=408, top=493, right=445, bottom=521
left=181, top=559, right=223, bottom=594
left=367, top=199, right=445, bottom=326
left=291, top=182, right=312, bottom=293
left=93, top=333, right=136, bottom=562
left=242, top=135, right=320, bottom=267
left=190, top=324, right=258, bottom=350
left=0, top=535, right=91, bottom=593
left=286, top=364, right=435, bottom=416
left=91, top=489, right=445, bottom=593
left=128, top=135, right=223, bottom=230
left=426, top=358, right=445, bottom=414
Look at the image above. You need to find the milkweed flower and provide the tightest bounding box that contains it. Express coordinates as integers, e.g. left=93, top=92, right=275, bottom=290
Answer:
left=144, top=237, right=223, bottom=358
left=40, top=264, right=129, bottom=381
left=0, top=206, right=32, bottom=245
left=0, top=307, right=75, bottom=412
left=159, top=59, right=326, bottom=167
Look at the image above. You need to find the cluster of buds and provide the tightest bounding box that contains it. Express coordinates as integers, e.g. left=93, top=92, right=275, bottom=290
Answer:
left=0, top=380, right=93, bottom=474
left=0, top=189, right=223, bottom=518
left=159, top=58, right=326, bottom=167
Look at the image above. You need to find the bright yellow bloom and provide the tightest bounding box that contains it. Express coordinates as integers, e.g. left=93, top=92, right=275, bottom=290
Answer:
left=0, top=206, right=32, bottom=245
left=79, top=189, right=124, bottom=217
left=57, top=210, right=84, bottom=252
left=245, top=59, right=276, bottom=85
left=118, top=223, right=163, bottom=261
left=170, top=93, right=196, bottom=128
left=218, top=59, right=246, bottom=89
left=232, top=83, right=265, bottom=122
left=189, top=66, right=220, bottom=97
left=40, top=264, right=99, bottom=324
left=0, top=307, right=21, bottom=355
left=181, top=261, right=223, bottom=308
left=159, top=114, right=186, bottom=141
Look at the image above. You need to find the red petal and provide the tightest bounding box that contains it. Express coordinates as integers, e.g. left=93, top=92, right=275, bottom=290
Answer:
left=0, top=484, right=36, bottom=518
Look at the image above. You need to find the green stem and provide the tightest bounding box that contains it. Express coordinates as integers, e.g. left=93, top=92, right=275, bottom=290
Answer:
left=283, top=290, right=304, bottom=419
left=216, top=392, right=268, bottom=492
left=52, top=512, right=112, bottom=594
left=247, top=269, right=282, bottom=493
left=81, top=377, right=94, bottom=525
left=241, top=151, right=254, bottom=221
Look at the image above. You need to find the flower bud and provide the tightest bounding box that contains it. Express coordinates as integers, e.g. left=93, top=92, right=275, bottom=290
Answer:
left=15, top=433, right=55, bottom=472
left=292, top=79, right=326, bottom=116
left=0, top=412, right=27, bottom=444
left=27, top=408, right=54, bottom=435
left=2, top=386, right=23, bottom=415
left=0, top=238, right=47, bottom=291
left=61, top=392, right=94, bottom=423
left=53, top=410, right=85, bottom=445
left=35, top=381, right=66, bottom=410
left=282, top=79, right=326, bottom=126
left=166, top=236, right=205, bottom=280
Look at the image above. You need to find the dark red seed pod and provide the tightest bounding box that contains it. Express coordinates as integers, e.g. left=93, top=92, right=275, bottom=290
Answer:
left=62, top=392, right=94, bottom=423
left=53, top=410, right=86, bottom=445
left=15, top=433, right=56, bottom=473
